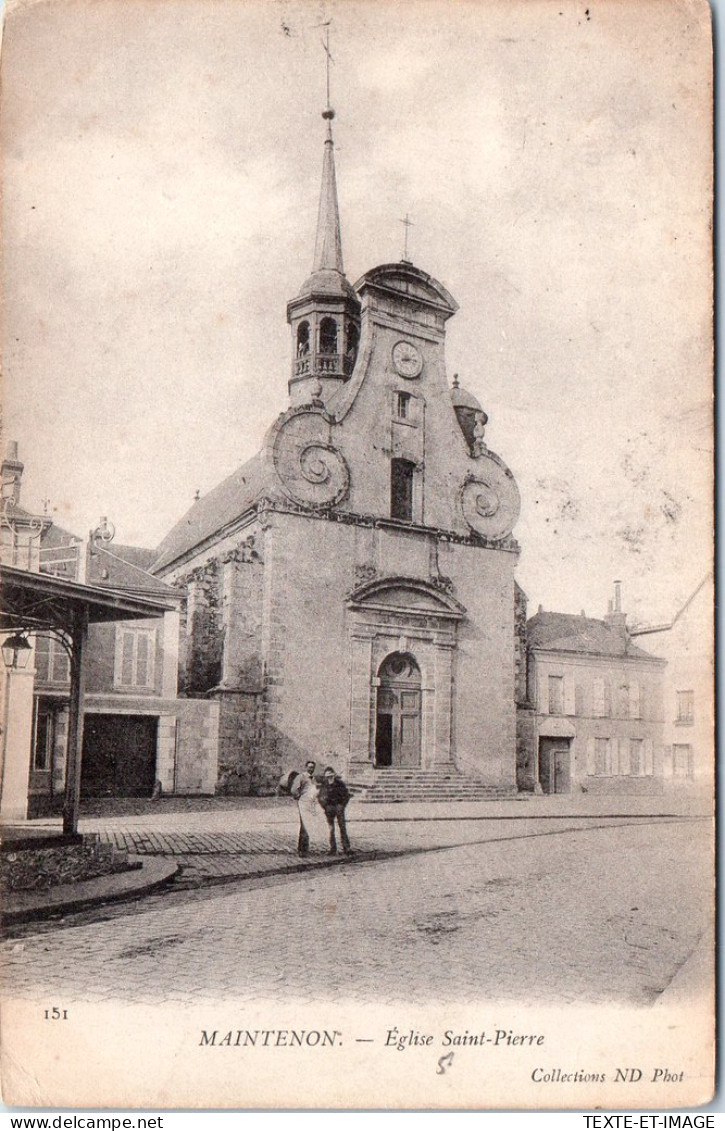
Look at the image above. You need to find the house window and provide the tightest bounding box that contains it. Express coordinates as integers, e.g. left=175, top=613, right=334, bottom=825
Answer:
left=390, top=459, right=415, bottom=522
left=676, top=690, right=694, bottom=724
left=33, top=707, right=54, bottom=772
left=594, top=737, right=611, bottom=775
left=627, top=681, right=641, bottom=719
left=672, top=744, right=694, bottom=779
left=47, top=637, right=70, bottom=684
left=593, top=677, right=611, bottom=717
left=548, top=675, right=564, bottom=715
left=629, top=738, right=643, bottom=776
left=397, top=392, right=412, bottom=419
left=115, top=627, right=156, bottom=690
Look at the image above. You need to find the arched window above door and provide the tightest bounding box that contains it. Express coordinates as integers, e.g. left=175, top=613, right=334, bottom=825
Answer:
left=379, top=652, right=421, bottom=684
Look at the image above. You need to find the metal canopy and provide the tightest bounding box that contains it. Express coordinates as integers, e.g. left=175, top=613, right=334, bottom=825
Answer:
left=1, top=565, right=174, bottom=835
left=0, top=564, right=173, bottom=633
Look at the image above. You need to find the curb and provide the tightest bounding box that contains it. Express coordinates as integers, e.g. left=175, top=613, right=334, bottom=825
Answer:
left=2, top=855, right=180, bottom=926
left=175, top=845, right=432, bottom=892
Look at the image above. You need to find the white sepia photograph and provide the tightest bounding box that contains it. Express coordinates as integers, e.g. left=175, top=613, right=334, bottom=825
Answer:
left=0, top=0, right=715, bottom=1112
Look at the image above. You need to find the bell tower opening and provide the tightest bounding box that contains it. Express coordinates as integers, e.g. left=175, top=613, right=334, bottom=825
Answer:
left=296, top=321, right=310, bottom=358
left=319, top=316, right=338, bottom=356
left=375, top=652, right=422, bottom=768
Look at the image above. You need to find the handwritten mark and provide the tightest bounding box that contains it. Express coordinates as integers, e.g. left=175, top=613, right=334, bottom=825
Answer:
left=437, top=1052, right=455, bottom=1075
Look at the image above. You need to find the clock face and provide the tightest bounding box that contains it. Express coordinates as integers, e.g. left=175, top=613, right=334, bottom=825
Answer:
left=392, top=340, right=423, bottom=379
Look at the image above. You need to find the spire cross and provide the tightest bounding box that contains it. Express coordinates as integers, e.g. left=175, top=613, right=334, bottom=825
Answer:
left=400, top=213, right=414, bottom=261
left=320, top=21, right=334, bottom=117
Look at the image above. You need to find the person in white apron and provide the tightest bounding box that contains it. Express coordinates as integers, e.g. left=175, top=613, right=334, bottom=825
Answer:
left=284, top=762, right=328, bottom=857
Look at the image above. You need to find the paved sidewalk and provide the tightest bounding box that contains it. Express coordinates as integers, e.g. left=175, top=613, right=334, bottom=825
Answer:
left=2, top=794, right=711, bottom=921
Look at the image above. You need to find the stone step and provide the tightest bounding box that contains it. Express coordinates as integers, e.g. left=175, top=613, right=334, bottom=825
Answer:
left=352, top=769, right=515, bottom=804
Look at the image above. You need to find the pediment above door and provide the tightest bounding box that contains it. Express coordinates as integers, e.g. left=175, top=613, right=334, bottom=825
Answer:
left=347, top=576, right=465, bottom=620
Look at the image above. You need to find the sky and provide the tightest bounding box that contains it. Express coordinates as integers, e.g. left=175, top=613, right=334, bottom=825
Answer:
left=1, top=0, right=713, bottom=624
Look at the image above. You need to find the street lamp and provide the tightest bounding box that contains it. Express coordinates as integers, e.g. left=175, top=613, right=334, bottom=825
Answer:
left=1, top=633, right=31, bottom=670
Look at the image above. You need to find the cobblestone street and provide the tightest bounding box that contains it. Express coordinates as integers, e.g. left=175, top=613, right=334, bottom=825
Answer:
left=2, top=816, right=712, bottom=1008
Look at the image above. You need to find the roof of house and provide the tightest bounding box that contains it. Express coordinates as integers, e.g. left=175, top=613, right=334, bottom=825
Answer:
left=527, top=610, right=659, bottom=660
left=86, top=544, right=175, bottom=599
left=40, top=518, right=175, bottom=599
left=109, top=544, right=157, bottom=571
left=151, top=452, right=269, bottom=574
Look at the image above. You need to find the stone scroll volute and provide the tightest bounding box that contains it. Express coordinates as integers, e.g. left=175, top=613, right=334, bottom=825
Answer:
left=460, top=454, right=521, bottom=541
left=271, top=410, right=350, bottom=508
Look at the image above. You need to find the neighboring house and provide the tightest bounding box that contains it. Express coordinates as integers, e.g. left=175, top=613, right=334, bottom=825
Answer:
left=149, top=110, right=523, bottom=796
left=0, top=443, right=52, bottom=571
left=31, top=526, right=220, bottom=814
left=519, top=584, right=666, bottom=795
left=0, top=445, right=220, bottom=816
left=630, top=574, right=714, bottom=788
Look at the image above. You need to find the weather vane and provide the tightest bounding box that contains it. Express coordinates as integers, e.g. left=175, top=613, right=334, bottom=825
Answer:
left=400, top=213, right=414, bottom=262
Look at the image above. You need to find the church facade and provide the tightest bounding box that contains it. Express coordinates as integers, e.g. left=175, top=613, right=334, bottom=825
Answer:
left=151, top=111, right=522, bottom=794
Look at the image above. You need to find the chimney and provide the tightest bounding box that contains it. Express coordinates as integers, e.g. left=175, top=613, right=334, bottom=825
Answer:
left=605, top=580, right=627, bottom=637
left=1, top=442, right=24, bottom=506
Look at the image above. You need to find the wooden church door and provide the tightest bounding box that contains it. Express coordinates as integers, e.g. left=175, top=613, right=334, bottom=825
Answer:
left=375, top=653, right=422, bottom=768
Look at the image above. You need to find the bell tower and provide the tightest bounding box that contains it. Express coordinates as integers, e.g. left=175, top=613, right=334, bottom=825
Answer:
left=286, top=45, right=360, bottom=408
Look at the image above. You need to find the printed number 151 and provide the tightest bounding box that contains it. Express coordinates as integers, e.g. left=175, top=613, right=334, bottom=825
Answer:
left=44, top=1007, right=68, bottom=1020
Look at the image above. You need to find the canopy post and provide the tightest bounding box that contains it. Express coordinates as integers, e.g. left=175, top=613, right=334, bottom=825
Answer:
left=62, top=605, right=89, bottom=836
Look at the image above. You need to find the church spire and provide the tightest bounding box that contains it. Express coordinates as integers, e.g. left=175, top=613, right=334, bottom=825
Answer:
left=312, top=113, right=344, bottom=276
left=286, top=26, right=360, bottom=408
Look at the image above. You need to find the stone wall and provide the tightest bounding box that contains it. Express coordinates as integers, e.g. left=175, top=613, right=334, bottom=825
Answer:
left=211, top=690, right=264, bottom=794
left=515, top=705, right=537, bottom=791
left=172, top=698, right=221, bottom=794
left=185, top=559, right=224, bottom=694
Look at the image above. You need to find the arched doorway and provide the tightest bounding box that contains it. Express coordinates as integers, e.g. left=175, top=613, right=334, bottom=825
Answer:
left=375, top=652, right=421, bottom=767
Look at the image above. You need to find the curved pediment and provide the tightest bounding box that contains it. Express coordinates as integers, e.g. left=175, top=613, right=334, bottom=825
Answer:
left=353, top=263, right=458, bottom=319
left=347, top=576, right=466, bottom=619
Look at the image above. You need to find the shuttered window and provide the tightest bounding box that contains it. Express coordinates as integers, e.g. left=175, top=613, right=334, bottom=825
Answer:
left=548, top=676, right=564, bottom=715
left=115, top=627, right=156, bottom=690
left=627, top=682, right=641, bottom=719
left=629, top=738, right=643, bottom=775
left=594, top=737, right=611, bottom=775
left=593, top=678, right=611, bottom=717
left=676, top=690, right=694, bottom=723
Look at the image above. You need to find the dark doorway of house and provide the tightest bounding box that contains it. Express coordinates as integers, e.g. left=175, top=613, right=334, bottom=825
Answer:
left=81, top=714, right=158, bottom=797
left=538, top=737, right=572, bottom=794
left=375, top=652, right=422, bottom=767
